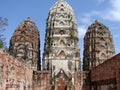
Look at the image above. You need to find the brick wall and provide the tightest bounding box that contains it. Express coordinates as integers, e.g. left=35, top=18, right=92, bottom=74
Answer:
left=33, top=70, right=51, bottom=90
left=74, top=71, right=90, bottom=90
left=0, top=51, right=33, bottom=90
left=91, top=53, right=120, bottom=90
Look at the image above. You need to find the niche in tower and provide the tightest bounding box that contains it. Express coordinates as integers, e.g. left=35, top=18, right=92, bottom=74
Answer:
left=59, top=20, right=65, bottom=26
left=60, top=40, right=65, bottom=46
left=100, top=53, right=107, bottom=60
left=58, top=50, right=66, bottom=59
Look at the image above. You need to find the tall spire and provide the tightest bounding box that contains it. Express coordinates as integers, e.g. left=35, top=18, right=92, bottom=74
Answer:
left=10, top=18, right=40, bottom=70
left=83, top=21, right=115, bottom=71
left=43, top=0, right=81, bottom=77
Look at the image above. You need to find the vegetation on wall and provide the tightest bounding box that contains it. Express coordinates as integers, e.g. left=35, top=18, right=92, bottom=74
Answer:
left=50, top=39, right=54, bottom=46
left=70, top=30, right=75, bottom=37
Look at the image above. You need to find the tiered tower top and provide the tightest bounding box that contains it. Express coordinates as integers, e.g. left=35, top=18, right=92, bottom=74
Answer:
left=87, top=20, right=110, bottom=33
left=10, top=17, right=40, bottom=70
left=43, top=0, right=81, bottom=77
left=83, top=20, right=115, bottom=71
left=48, top=0, right=76, bottom=25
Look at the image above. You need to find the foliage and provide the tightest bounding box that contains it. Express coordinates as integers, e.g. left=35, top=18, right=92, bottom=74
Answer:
left=50, top=39, right=54, bottom=46
left=70, top=30, right=75, bottom=37
left=3, top=46, right=9, bottom=53
left=0, top=17, right=8, bottom=49
left=0, top=40, right=4, bottom=48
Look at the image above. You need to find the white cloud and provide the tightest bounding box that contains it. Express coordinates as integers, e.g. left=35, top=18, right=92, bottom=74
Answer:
left=79, top=17, right=91, bottom=24
left=79, top=0, right=120, bottom=23
left=77, top=0, right=120, bottom=39
left=79, top=13, right=92, bottom=24
left=110, top=0, right=120, bottom=10
left=78, top=26, right=87, bottom=38
left=104, top=0, right=120, bottom=21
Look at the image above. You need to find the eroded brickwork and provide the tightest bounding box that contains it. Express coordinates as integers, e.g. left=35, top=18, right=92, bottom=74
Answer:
left=32, top=70, right=90, bottom=90
left=91, top=53, right=120, bottom=90
left=43, top=0, right=81, bottom=76
left=33, top=70, right=51, bottom=90
left=0, top=51, right=33, bottom=90
left=9, top=17, right=40, bottom=70
left=0, top=0, right=119, bottom=90
left=83, top=20, right=115, bottom=71
left=42, top=0, right=81, bottom=89
left=74, top=71, right=90, bottom=90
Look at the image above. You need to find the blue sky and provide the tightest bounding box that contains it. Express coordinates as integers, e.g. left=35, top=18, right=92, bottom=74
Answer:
left=0, top=0, right=120, bottom=62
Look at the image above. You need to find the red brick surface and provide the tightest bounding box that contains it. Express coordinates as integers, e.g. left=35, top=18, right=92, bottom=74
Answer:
left=33, top=70, right=51, bottom=90
left=0, top=51, right=33, bottom=90
left=0, top=51, right=90, bottom=90
left=91, top=53, right=120, bottom=89
left=1, top=50, right=120, bottom=90
left=74, top=71, right=90, bottom=90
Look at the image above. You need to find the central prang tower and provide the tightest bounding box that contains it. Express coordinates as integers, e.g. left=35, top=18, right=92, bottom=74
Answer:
left=43, top=0, right=81, bottom=77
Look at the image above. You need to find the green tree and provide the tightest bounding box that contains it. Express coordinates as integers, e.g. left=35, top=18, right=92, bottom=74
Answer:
left=0, top=40, right=4, bottom=48
left=0, top=17, right=8, bottom=49
left=3, top=46, right=9, bottom=53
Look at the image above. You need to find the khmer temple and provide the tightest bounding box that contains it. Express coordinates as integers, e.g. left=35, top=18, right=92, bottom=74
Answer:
left=83, top=20, right=115, bottom=71
left=0, top=0, right=120, bottom=90
left=43, top=0, right=81, bottom=76
left=9, top=17, right=40, bottom=70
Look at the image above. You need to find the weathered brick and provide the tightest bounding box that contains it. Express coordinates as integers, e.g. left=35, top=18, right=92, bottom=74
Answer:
left=91, top=53, right=120, bottom=90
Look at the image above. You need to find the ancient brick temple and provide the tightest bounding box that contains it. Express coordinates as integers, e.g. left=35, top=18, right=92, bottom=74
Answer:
left=83, top=20, right=115, bottom=71
left=43, top=0, right=81, bottom=79
left=0, top=0, right=120, bottom=90
left=9, top=17, right=40, bottom=70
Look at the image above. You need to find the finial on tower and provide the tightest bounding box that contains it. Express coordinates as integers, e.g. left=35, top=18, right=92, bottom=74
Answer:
left=95, top=19, right=99, bottom=23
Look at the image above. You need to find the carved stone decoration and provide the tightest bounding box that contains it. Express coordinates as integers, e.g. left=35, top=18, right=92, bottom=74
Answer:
left=43, top=0, right=81, bottom=78
left=9, top=17, right=40, bottom=70
left=58, top=50, right=66, bottom=58
left=0, top=64, right=3, bottom=87
left=68, top=61, right=72, bottom=71
left=83, top=20, right=115, bottom=71
left=51, top=69, right=72, bottom=90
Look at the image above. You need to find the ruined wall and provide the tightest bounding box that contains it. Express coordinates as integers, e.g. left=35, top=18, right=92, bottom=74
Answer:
left=33, top=70, right=51, bottom=90
left=9, top=17, right=40, bottom=70
left=83, top=20, right=115, bottom=71
left=33, top=70, right=90, bottom=90
left=0, top=51, right=33, bottom=90
left=91, top=53, right=120, bottom=90
left=74, top=71, right=90, bottom=90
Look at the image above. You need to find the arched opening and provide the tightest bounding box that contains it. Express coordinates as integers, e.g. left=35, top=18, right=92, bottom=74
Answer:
left=60, top=8, right=64, bottom=12
left=59, top=14, right=64, bottom=18
left=57, top=76, right=67, bottom=90
left=99, top=53, right=107, bottom=63
left=60, top=40, right=65, bottom=46
left=58, top=50, right=66, bottom=58
left=100, top=53, right=106, bottom=59
left=59, top=21, right=65, bottom=25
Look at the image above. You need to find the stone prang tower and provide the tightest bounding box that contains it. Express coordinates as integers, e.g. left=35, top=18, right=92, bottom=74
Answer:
left=9, top=17, right=40, bottom=70
left=83, top=20, right=115, bottom=71
left=43, top=0, right=81, bottom=77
